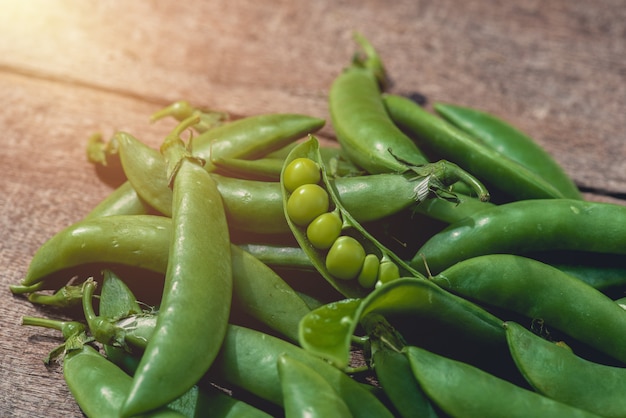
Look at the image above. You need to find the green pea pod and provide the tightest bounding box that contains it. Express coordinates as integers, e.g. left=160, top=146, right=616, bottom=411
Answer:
left=411, top=198, right=626, bottom=274
left=329, top=33, right=429, bottom=174
left=277, top=354, right=353, bottom=418
left=86, top=112, right=324, bottom=219
left=121, top=117, right=233, bottom=416
left=505, top=321, right=626, bottom=418
left=405, top=345, right=601, bottom=418
left=65, top=345, right=187, bottom=418
left=281, top=136, right=425, bottom=299
left=431, top=254, right=626, bottom=365
left=11, top=215, right=311, bottom=343
left=210, top=325, right=394, bottom=418
left=191, top=113, right=326, bottom=165
left=371, top=344, right=438, bottom=418
left=298, top=277, right=505, bottom=369
left=434, top=102, right=582, bottom=199
left=383, top=94, right=566, bottom=200
left=13, top=215, right=171, bottom=292
left=412, top=191, right=495, bottom=224
left=211, top=156, right=285, bottom=181
left=237, top=243, right=314, bottom=271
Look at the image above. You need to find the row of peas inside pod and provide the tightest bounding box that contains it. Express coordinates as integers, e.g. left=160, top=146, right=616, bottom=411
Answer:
left=281, top=136, right=427, bottom=298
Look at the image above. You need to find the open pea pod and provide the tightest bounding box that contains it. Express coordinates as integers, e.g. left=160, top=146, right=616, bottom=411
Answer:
left=298, top=277, right=505, bottom=369
left=280, top=136, right=426, bottom=299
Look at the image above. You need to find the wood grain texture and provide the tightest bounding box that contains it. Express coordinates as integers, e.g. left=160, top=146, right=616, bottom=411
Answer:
left=0, top=0, right=624, bottom=416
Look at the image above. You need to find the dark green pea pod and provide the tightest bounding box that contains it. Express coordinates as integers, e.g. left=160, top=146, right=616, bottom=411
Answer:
left=277, top=354, right=353, bottom=418
left=209, top=325, right=394, bottom=418
left=237, top=243, right=314, bottom=271
left=281, top=136, right=426, bottom=299
left=412, top=198, right=626, bottom=274
left=505, top=321, right=626, bottom=418
left=405, top=345, right=602, bottom=418
left=366, top=315, right=438, bottom=418
left=383, top=94, right=567, bottom=201
left=431, top=254, right=626, bottom=365
left=64, top=345, right=187, bottom=418
left=434, top=102, right=582, bottom=199
left=298, top=277, right=505, bottom=369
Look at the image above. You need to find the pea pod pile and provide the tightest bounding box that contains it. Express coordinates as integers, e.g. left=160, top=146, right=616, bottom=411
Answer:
left=10, top=32, right=626, bottom=417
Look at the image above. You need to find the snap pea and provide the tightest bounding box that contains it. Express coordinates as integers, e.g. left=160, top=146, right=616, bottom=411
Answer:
left=65, top=345, right=187, bottom=418
left=383, top=93, right=567, bottom=200
left=434, top=102, right=582, bottom=199
left=277, top=354, right=353, bottom=418
left=412, top=198, right=626, bottom=274
left=211, top=156, right=285, bottom=181
left=329, top=33, right=429, bottom=174
left=405, top=345, right=601, bottom=418
left=298, top=277, right=506, bottom=370
left=431, top=254, right=626, bottom=365
left=366, top=315, right=438, bottom=418
left=121, top=116, right=233, bottom=416
left=85, top=112, right=324, bottom=220
left=236, top=243, right=313, bottom=271
left=209, top=324, right=394, bottom=418
left=505, top=321, right=626, bottom=418
left=12, top=215, right=171, bottom=293
left=281, top=137, right=425, bottom=298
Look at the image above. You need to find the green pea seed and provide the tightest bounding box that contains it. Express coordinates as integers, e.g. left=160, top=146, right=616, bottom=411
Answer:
left=378, top=261, right=400, bottom=284
left=286, top=184, right=330, bottom=226
left=357, top=254, right=380, bottom=288
left=326, top=236, right=366, bottom=280
left=306, top=212, right=343, bottom=250
left=283, top=157, right=321, bottom=192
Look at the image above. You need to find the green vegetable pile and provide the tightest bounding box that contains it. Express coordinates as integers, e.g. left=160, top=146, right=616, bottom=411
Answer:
left=11, top=32, right=626, bottom=417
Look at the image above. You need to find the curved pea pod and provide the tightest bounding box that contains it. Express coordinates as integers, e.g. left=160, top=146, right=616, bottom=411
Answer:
left=505, top=321, right=626, bottom=418
left=281, top=136, right=426, bottom=298
left=211, top=156, right=285, bottom=181
left=13, top=214, right=312, bottom=342
left=411, top=198, right=626, bottom=274
left=405, top=345, right=602, bottom=418
left=431, top=254, right=626, bottom=365
left=434, top=102, right=582, bottom=199
left=209, top=325, right=395, bottom=418
left=329, top=33, right=429, bottom=174
left=298, top=277, right=506, bottom=369
left=11, top=214, right=171, bottom=293
left=122, top=117, right=233, bottom=416
left=192, top=113, right=326, bottom=164
left=383, top=93, right=566, bottom=200
left=277, top=354, right=353, bottom=418
left=63, top=345, right=186, bottom=418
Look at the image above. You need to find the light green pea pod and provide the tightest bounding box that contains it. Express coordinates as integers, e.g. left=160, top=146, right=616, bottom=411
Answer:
left=277, top=354, right=353, bottom=418
left=505, top=321, right=626, bottom=418
left=405, top=345, right=602, bottom=418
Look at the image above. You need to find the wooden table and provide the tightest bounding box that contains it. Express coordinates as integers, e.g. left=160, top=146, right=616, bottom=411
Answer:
left=1, top=1, right=624, bottom=416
